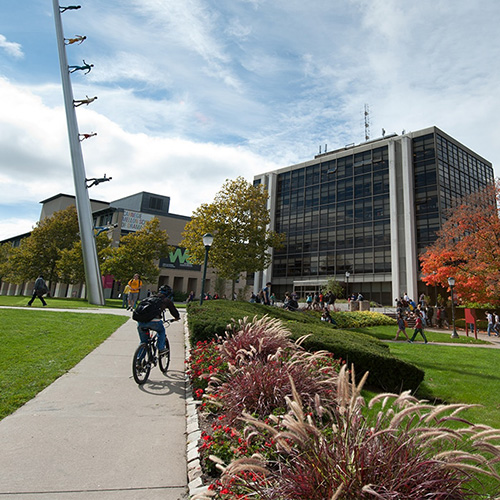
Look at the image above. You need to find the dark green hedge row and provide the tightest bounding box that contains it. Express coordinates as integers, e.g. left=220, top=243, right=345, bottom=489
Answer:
left=287, top=323, right=423, bottom=393
left=186, top=301, right=424, bottom=393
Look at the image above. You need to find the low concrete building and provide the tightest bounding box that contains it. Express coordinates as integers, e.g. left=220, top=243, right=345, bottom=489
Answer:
left=1, top=192, right=247, bottom=301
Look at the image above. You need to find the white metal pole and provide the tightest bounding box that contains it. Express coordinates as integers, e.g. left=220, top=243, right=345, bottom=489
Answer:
left=52, top=1, right=104, bottom=305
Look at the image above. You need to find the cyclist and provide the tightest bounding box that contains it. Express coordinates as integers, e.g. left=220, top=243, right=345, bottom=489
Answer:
left=135, top=285, right=180, bottom=356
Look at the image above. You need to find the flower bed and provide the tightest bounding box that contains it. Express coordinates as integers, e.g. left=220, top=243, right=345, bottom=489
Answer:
left=188, top=315, right=500, bottom=499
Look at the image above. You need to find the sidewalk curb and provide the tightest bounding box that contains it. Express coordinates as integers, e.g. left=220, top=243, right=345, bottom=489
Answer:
left=184, top=318, right=210, bottom=499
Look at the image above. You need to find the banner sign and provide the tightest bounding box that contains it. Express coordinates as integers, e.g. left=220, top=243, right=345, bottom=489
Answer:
left=159, top=246, right=201, bottom=271
left=102, top=274, right=114, bottom=289
left=121, top=210, right=154, bottom=231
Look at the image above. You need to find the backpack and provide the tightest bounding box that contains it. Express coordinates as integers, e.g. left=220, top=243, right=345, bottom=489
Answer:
left=132, top=296, right=163, bottom=322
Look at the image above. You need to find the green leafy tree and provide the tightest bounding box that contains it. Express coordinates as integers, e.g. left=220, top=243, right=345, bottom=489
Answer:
left=57, top=232, right=112, bottom=284
left=0, top=242, right=12, bottom=280
left=180, top=177, right=284, bottom=293
left=4, top=206, right=80, bottom=287
left=321, top=277, right=344, bottom=299
left=100, top=218, right=171, bottom=285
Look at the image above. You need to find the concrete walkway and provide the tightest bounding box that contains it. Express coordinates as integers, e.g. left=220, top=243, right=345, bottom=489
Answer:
left=0, top=308, right=188, bottom=499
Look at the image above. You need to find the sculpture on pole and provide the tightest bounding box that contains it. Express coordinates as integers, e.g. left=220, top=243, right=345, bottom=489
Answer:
left=65, top=35, right=86, bottom=45
left=79, top=132, right=97, bottom=141
left=52, top=0, right=105, bottom=305
left=73, top=95, right=98, bottom=107
left=59, top=5, right=81, bottom=13
left=68, top=59, right=94, bottom=74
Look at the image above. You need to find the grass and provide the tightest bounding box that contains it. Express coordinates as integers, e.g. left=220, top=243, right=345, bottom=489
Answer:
left=0, top=295, right=187, bottom=309
left=353, top=324, right=490, bottom=345
left=0, top=295, right=124, bottom=309
left=388, top=342, right=500, bottom=428
left=0, top=308, right=128, bottom=420
left=347, top=325, right=500, bottom=427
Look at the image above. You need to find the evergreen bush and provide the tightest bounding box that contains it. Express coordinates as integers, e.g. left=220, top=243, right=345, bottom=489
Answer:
left=187, top=301, right=423, bottom=392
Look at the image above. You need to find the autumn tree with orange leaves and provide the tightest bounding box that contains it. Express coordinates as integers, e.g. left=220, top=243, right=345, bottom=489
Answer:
left=420, top=180, right=500, bottom=305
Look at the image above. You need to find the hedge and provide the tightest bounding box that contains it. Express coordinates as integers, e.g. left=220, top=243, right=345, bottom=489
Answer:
left=186, top=301, right=424, bottom=393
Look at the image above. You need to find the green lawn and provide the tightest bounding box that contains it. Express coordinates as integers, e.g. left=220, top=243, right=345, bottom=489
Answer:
left=0, top=295, right=124, bottom=309
left=389, top=342, right=500, bottom=428
left=354, top=324, right=490, bottom=345
left=0, top=295, right=186, bottom=310
left=351, top=325, right=500, bottom=428
left=0, top=308, right=128, bottom=420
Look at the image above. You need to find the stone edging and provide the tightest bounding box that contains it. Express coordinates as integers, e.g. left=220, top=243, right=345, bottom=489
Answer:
left=184, top=317, right=209, bottom=498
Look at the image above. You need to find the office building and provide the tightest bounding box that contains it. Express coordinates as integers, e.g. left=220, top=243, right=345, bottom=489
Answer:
left=253, top=126, right=494, bottom=305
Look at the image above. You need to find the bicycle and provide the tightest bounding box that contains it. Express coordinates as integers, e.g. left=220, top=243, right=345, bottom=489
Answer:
left=132, top=319, right=172, bottom=385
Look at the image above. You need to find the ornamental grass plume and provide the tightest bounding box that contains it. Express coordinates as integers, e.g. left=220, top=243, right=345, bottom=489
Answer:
left=214, top=366, right=500, bottom=500
left=209, top=349, right=340, bottom=423
left=220, top=315, right=295, bottom=366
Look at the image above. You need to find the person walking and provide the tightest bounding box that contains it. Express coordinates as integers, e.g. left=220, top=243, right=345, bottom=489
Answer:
left=409, top=311, right=428, bottom=344
left=305, top=293, right=313, bottom=310
left=121, top=283, right=130, bottom=308
left=426, top=304, right=434, bottom=327
left=127, top=273, right=143, bottom=310
left=486, top=311, right=494, bottom=337
left=27, top=275, right=48, bottom=307
left=394, top=313, right=409, bottom=341
left=327, top=291, right=337, bottom=312
left=494, top=312, right=500, bottom=336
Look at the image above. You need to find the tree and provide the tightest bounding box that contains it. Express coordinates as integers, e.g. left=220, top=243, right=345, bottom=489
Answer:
left=57, top=232, right=112, bottom=284
left=0, top=242, right=12, bottom=279
left=321, top=277, right=344, bottom=299
left=420, top=180, right=500, bottom=305
left=4, top=206, right=80, bottom=287
left=180, top=177, right=284, bottom=292
left=100, top=217, right=171, bottom=285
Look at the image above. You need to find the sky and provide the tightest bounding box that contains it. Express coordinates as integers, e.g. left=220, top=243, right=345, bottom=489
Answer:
left=1, top=0, right=500, bottom=240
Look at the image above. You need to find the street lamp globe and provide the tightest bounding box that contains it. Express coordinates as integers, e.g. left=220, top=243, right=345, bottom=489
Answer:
left=203, top=233, right=214, bottom=247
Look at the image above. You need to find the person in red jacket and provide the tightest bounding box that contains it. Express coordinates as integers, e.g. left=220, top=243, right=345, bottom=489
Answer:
left=409, top=311, right=428, bottom=344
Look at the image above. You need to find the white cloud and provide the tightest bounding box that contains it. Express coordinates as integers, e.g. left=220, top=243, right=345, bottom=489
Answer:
left=1, top=0, right=500, bottom=243
left=0, top=217, right=36, bottom=241
left=0, top=77, right=280, bottom=240
left=0, top=34, right=23, bottom=59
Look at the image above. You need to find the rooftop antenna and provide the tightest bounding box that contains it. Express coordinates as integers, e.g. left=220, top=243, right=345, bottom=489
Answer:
left=364, top=104, right=371, bottom=141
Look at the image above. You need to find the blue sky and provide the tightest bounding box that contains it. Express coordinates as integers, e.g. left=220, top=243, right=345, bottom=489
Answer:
left=1, top=0, right=500, bottom=240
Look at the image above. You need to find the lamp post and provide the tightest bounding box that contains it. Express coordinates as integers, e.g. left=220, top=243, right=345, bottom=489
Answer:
left=199, top=233, right=214, bottom=305
left=448, top=277, right=459, bottom=339
left=345, top=271, right=350, bottom=299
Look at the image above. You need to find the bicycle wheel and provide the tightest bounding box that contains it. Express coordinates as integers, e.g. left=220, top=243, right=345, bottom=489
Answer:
left=132, top=343, right=151, bottom=384
left=159, top=337, right=170, bottom=374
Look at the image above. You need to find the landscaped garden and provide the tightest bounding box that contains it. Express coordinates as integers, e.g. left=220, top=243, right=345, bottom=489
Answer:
left=186, top=300, right=500, bottom=499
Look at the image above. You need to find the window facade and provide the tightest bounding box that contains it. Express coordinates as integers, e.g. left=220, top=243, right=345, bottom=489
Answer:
left=273, top=146, right=391, bottom=302
left=413, top=133, right=494, bottom=254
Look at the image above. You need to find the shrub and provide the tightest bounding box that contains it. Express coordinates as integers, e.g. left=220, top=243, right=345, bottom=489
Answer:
left=214, top=367, right=500, bottom=500
left=220, top=315, right=295, bottom=365
left=288, top=322, right=424, bottom=393
left=210, top=350, right=342, bottom=423
left=187, top=301, right=423, bottom=393
left=186, top=301, right=396, bottom=345
left=331, top=310, right=397, bottom=328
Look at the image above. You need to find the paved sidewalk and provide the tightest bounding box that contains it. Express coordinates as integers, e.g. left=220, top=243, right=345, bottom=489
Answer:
left=0, top=311, right=188, bottom=499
